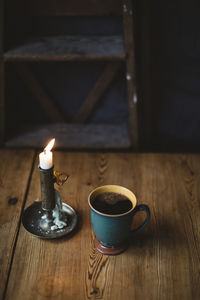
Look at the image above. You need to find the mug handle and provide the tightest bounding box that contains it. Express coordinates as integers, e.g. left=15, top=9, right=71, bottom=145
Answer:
left=131, top=204, right=150, bottom=234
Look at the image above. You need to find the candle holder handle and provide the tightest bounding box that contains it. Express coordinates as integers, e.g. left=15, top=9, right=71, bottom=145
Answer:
left=54, top=171, right=69, bottom=186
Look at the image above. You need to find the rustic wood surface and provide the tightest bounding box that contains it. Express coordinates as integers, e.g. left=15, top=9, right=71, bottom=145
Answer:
left=4, top=36, right=125, bottom=62
left=0, top=149, right=35, bottom=299
left=1, top=151, right=200, bottom=299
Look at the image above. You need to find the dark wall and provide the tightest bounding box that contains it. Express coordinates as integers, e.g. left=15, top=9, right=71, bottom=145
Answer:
left=149, top=0, right=200, bottom=152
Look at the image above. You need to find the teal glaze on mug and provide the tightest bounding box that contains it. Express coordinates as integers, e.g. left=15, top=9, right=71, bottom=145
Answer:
left=88, top=185, right=150, bottom=248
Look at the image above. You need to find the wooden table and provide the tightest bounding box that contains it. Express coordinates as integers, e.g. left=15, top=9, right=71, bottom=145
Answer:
left=1, top=150, right=200, bottom=299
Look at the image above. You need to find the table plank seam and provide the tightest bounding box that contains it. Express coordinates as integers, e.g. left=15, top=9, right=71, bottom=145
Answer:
left=2, top=151, right=37, bottom=300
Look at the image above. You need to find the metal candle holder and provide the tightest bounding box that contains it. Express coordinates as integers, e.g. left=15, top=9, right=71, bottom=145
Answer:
left=22, top=166, right=78, bottom=239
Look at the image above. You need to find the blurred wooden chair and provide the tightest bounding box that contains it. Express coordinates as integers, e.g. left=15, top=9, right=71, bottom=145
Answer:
left=0, top=0, right=139, bottom=150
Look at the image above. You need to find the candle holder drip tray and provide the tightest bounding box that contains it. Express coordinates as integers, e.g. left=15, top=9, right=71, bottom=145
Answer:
left=22, top=190, right=78, bottom=239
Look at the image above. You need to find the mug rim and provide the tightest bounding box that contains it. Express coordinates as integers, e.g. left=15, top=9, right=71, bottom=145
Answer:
left=88, top=185, right=137, bottom=218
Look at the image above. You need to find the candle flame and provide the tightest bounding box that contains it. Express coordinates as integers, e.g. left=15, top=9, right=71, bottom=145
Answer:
left=44, top=138, right=55, bottom=152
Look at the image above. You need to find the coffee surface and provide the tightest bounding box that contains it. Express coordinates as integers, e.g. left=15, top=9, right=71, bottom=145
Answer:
left=92, top=192, right=132, bottom=215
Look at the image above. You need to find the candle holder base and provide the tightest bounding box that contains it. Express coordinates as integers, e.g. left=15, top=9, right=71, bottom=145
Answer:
left=22, top=191, right=78, bottom=239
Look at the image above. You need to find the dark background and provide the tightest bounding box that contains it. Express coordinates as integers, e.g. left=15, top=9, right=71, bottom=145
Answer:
left=149, top=0, right=200, bottom=152
left=5, top=0, right=200, bottom=152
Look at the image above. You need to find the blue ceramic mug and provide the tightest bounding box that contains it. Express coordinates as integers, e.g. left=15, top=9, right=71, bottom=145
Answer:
left=88, top=185, right=150, bottom=255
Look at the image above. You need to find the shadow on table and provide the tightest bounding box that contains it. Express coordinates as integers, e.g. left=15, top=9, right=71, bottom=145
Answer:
left=128, top=216, right=187, bottom=252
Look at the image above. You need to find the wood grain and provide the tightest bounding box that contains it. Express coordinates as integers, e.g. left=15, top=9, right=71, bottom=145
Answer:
left=0, top=149, right=35, bottom=299
left=4, top=153, right=200, bottom=299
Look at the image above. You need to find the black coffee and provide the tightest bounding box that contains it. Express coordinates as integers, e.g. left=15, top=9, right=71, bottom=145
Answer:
left=92, top=192, right=132, bottom=215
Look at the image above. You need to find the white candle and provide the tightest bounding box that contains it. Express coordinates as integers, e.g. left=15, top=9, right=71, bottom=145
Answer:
left=39, top=138, right=55, bottom=169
